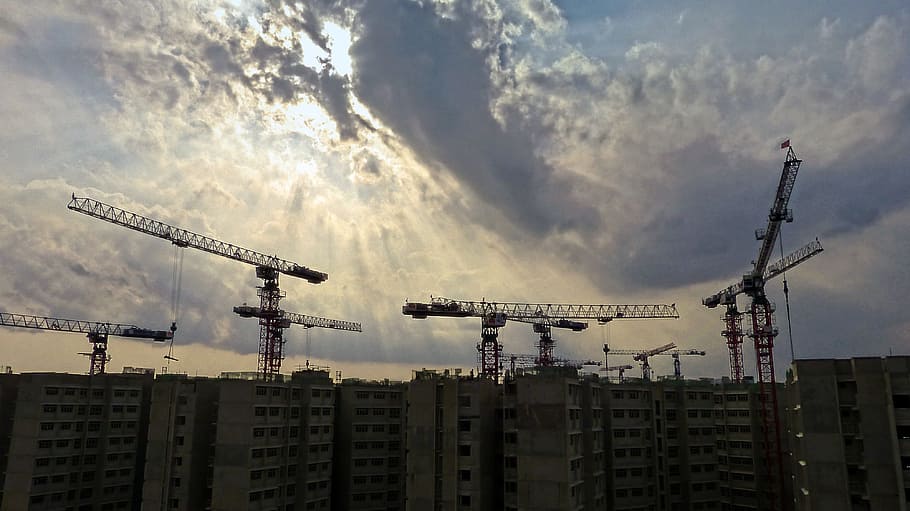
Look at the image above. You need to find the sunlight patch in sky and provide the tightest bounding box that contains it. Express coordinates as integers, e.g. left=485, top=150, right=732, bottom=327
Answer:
left=324, top=22, right=353, bottom=76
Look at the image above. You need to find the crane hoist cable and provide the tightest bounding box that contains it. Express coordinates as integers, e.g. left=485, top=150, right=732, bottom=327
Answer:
left=166, top=245, right=185, bottom=364
left=778, top=229, right=795, bottom=362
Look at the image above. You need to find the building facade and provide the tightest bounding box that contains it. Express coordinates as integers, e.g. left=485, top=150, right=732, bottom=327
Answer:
left=789, top=356, right=910, bottom=511
left=331, top=378, right=406, bottom=511
left=406, top=369, right=501, bottom=511
left=0, top=370, right=154, bottom=511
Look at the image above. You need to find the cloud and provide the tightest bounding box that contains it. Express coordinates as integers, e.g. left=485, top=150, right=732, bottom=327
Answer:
left=1, top=0, right=909, bottom=380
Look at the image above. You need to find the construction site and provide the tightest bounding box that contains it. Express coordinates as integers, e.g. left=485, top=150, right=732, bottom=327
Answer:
left=1, top=145, right=909, bottom=511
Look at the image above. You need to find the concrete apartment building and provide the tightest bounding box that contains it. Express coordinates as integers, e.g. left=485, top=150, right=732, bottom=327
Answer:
left=0, top=370, right=154, bottom=511
left=788, top=356, right=910, bottom=511
left=142, top=375, right=219, bottom=510
left=141, top=369, right=336, bottom=511
left=713, top=379, right=793, bottom=511
left=503, top=367, right=605, bottom=511
left=654, top=380, right=721, bottom=511
left=406, top=369, right=501, bottom=511
left=331, top=378, right=406, bottom=511
left=602, top=378, right=721, bottom=511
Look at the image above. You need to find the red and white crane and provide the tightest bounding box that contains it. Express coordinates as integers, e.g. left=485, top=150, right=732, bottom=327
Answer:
left=403, top=297, right=679, bottom=380
left=0, top=312, right=172, bottom=375
left=69, top=195, right=358, bottom=380
left=701, top=142, right=821, bottom=511
left=704, top=238, right=823, bottom=382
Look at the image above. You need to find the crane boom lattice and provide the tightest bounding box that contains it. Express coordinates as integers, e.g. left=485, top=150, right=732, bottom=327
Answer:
left=68, top=195, right=327, bottom=282
left=0, top=312, right=171, bottom=375
left=69, top=194, right=331, bottom=380
left=404, top=297, right=679, bottom=380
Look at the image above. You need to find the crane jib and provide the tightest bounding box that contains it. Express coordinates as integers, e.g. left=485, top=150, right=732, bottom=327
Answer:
left=67, top=195, right=328, bottom=283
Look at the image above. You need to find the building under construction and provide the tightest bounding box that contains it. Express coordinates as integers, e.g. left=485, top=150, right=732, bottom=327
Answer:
left=0, top=357, right=908, bottom=510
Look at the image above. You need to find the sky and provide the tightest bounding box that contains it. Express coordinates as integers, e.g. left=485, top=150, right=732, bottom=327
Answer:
left=0, top=0, right=908, bottom=382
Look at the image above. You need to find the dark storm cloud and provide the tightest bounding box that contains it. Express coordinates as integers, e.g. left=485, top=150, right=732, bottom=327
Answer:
left=348, top=0, right=599, bottom=235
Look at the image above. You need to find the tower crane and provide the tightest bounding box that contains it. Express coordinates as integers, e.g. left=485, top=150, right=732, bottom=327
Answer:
left=505, top=353, right=600, bottom=375
left=67, top=195, right=354, bottom=380
left=668, top=349, right=706, bottom=378
left=701, top=142, right=818, bottom=511
left=403, top=297, right=679, bottom=380
left=603, top=343, right=706, bottom=380
left=604, top=342, right=676, bottom=380
left=703, top=238, right=823, bottom=382
left=601, top=365, right=634, bottom=383
left=0, top=312, right=172, bottom=375
left=233, top=305, right=362, bottom=365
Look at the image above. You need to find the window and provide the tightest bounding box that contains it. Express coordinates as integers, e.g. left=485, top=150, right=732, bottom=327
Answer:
left=458, top=470, right=471, bottom=481
left=458, top=420, right=471, bottom=432
left=459, top=445, right=471, bottom=456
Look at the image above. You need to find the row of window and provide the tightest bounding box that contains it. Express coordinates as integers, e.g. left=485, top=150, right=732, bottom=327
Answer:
left=45, top=386, right=140, bottom=399
left=37, top=436, right=136, bottom=450
left=353, top=440, right=401, bottom=450
left=30, top=492, right=130, bottom=508
left=353, top=407, right=402, bottom=417
left=352, top=474, right=401, bottom=485
left=350, top=491, right=399, bottom=502
left=352, top=457, right=400, bottom=468
left=42, top=404, right=139, bottom=415
left=38, top=420, right=137, bottom=432
left=353, top=390, right=402, bottom=400
left=717, top=439, right=753, bottom=450
left=33, top=468, right=131, bottom=486
left=254, top=386, right=333, bottom=399
left=612, top=409, right=652, bottom=419
left=352, top=423, right=399, bottom=434
left=253, top=426, right=300, bottom=439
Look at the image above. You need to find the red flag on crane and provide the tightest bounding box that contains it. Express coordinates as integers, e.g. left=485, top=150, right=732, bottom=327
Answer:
left=780, top=139, right=790, bottom=149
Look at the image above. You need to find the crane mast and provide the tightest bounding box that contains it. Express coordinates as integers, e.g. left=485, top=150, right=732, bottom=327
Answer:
left=68, top=195, right=332, bottom=380
left=0, top=312, right=171, bottom=375
left=701, top=144, right=812, bottom=511
left=403, top=297, right=679, bottom=380
left=704, top=238, right=823, bottom=385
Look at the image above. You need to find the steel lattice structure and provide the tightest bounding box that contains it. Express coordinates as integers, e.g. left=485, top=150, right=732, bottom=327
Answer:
left=700, top=145, right=818, bottom=511
left=68, top=194, right=343, bottom=380
left=403, top=297, right=679, bottom=380
left=0, top=312, right=171, bottom=375
left=234, top=305, right=362, bottom=331
left=68, top=195, right=327, bottom=283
